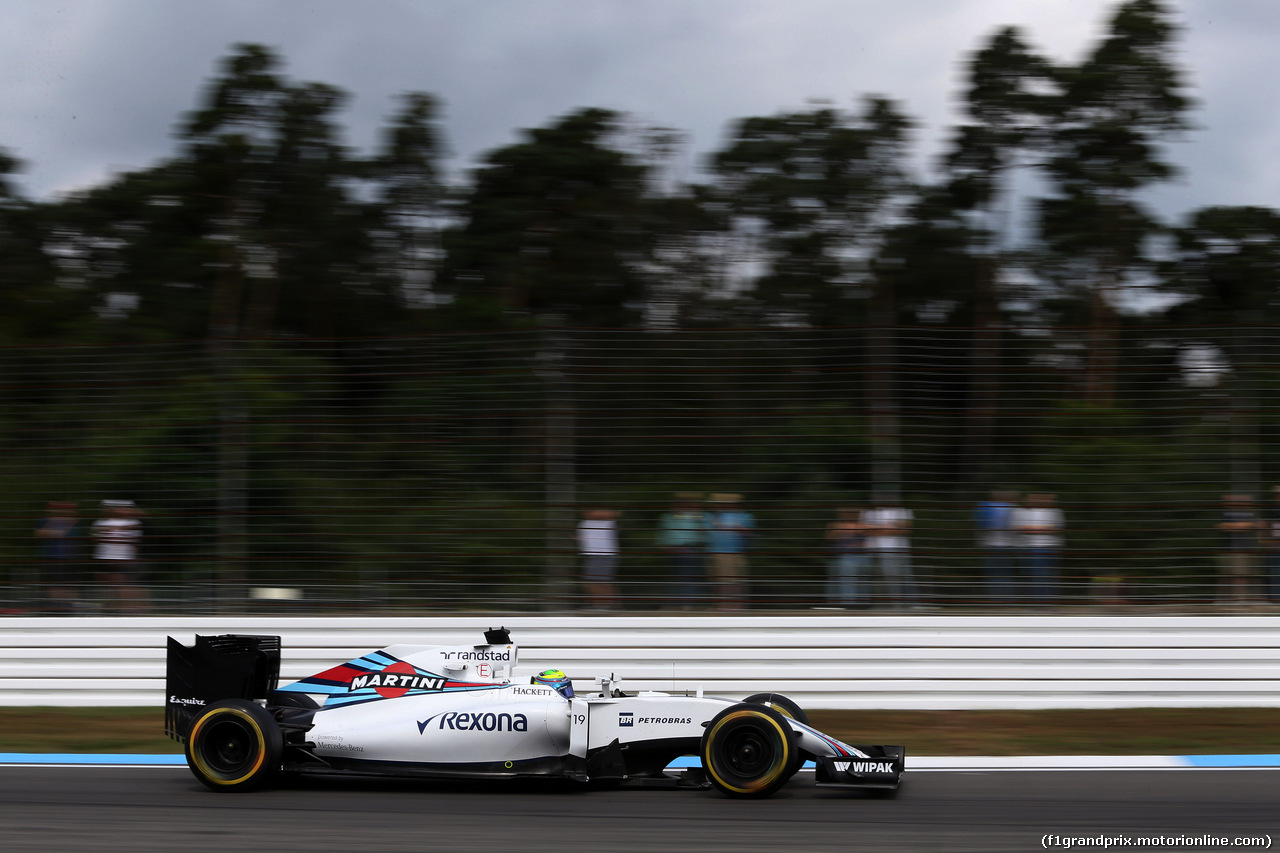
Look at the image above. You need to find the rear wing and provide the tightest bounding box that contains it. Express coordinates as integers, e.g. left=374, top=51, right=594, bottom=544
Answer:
left=165, top=634, right=282, bottom=742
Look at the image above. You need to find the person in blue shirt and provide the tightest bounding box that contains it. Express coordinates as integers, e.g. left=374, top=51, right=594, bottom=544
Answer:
left=975, top=491, right=1019, bottom=604
left=35, top=501, right=81, bottom=614
left=657, top=493, right=708, bottom=608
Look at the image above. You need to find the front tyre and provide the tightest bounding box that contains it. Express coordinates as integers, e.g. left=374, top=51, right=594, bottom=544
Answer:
left=742, top=692, right=809, bottom=726
left=700, top=703, right=799, bottom=798
left=185, top=699, right=283, bottom=792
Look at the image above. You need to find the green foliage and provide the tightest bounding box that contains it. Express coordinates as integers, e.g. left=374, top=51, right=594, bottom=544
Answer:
left=705, top=98, right=912, bottom=326
left=1167, top=206, right=1280, bottom=321
left=1038, top=0, right=1192, bottom=263
left=947, top=26, right=1054, bottom=214
left=440, top=108, right=653, bottom=328
left=0, top=12, right=1273, bottom=608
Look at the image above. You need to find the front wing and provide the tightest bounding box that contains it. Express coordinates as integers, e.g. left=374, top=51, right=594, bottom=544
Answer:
left=812, top=746, right=905, bottom=790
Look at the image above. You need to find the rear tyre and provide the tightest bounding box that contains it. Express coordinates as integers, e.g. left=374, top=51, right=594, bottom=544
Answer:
left=700, top=703, right=799, bottom=798
left=185, top=699, right=283, bottom=792
left=742, top=692, right=809, bottom=726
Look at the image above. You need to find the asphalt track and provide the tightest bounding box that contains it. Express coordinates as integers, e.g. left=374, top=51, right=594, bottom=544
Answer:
left=0, top=766, right=1276, bottom=853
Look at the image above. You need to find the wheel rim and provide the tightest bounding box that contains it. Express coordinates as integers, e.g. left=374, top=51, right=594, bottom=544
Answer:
left=202, top=718, right=256, bottom=774
left=191, top=710, right=266, bottom=783
left=723, top=725, right=775, bottom=777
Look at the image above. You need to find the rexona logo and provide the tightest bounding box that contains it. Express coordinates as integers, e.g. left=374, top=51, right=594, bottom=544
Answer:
left=833, top=760, right=895, bottom=774
left=417, top=711, right=529, bottom=734
left=351, top=661, right=446, bottom=698
left=441, top=649, right=511, bottom=661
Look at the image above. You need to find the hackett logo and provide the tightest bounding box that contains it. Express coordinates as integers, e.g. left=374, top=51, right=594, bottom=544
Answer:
left=512, top=687, right=554, bottom=696
left=417, top=711, right=529, bottom=734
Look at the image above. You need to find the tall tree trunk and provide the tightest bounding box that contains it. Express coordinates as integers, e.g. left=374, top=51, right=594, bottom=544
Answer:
left=1084, top=260, right=1119, bottom=405
left=965, top=255, right=1003, bottom=492
left=208, top=207, right=249, bottom=612
left=867, top=271, right=900, bottom=498
left=542, top=327, right=577, bottom=609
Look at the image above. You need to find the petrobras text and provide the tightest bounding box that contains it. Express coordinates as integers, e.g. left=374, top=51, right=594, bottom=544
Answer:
left=619, top=712, right=691, bottom=726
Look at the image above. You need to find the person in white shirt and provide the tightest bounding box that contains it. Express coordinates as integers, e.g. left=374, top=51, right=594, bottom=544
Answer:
left=1014, top=493, right=1064, bottom=604
left=863, top=495, right=918, bottom=608
left=577, top=507, right=619, bottom=609
left=91, top=499, right=148, bottom=613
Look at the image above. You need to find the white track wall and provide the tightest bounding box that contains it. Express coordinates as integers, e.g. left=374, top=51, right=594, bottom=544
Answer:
left=2, top=615, right=1280, bottom=710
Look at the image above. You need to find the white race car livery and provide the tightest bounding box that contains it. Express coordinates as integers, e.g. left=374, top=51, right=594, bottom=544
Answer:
left=165, top=628, right=904, bottom=798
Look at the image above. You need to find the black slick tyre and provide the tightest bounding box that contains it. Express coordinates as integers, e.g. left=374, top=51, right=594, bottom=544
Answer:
left=742, top=692, right=809, bottom=726
left=185, top=699, right=283, bottom=792
left=700, top=703, right=800, bottom=798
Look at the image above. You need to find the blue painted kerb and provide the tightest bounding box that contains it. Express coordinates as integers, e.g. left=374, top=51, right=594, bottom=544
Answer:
left=1181, top=754, right=1280, bottom=768
left=0, top=753, right=186, bottom=765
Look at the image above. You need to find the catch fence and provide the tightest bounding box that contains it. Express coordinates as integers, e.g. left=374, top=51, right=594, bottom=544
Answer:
left=2, top=325, right=1278, bottom=614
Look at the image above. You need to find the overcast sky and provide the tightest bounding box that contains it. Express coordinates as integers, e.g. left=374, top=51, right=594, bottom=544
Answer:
left=1, top=0, right=1275, bottom=223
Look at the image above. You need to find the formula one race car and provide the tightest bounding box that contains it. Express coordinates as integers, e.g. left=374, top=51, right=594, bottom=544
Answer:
left=165, top=628, right=903, bottom=798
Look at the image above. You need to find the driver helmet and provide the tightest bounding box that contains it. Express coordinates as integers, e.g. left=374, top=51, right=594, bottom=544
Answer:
left=532, top=668, right=574, bottom=698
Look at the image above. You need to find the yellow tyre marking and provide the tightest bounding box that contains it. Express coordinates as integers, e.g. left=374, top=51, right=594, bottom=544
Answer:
left=189, top=707, right=267, bottom=787
left=705, top=709, right=791, bottom=794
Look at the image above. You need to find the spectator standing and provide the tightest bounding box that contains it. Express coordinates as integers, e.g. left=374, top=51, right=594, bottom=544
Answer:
left=657, top=493, right=708, bottom=609
left=707, top=494, right=755, bottom=611
left=1217, top=493, right=1259, bottom=603
left=825, top=506, right=867, bottom=608
left=577, top=507, right=620, bottom=610
left=975, top=491, right=1019, bottom=604
left=1014, top=493, right=1064, bottom=604
left=35, top=501, right=81, bottom=614
left=92, top=500, right=147, bottom=613
left=1262, top=487, right=1280, bottom=603
left=864, top=495, right=918, bottom=608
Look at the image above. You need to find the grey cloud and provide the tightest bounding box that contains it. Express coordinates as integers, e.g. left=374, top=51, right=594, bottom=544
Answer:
left=0, top=0, right=1274, bottom=225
